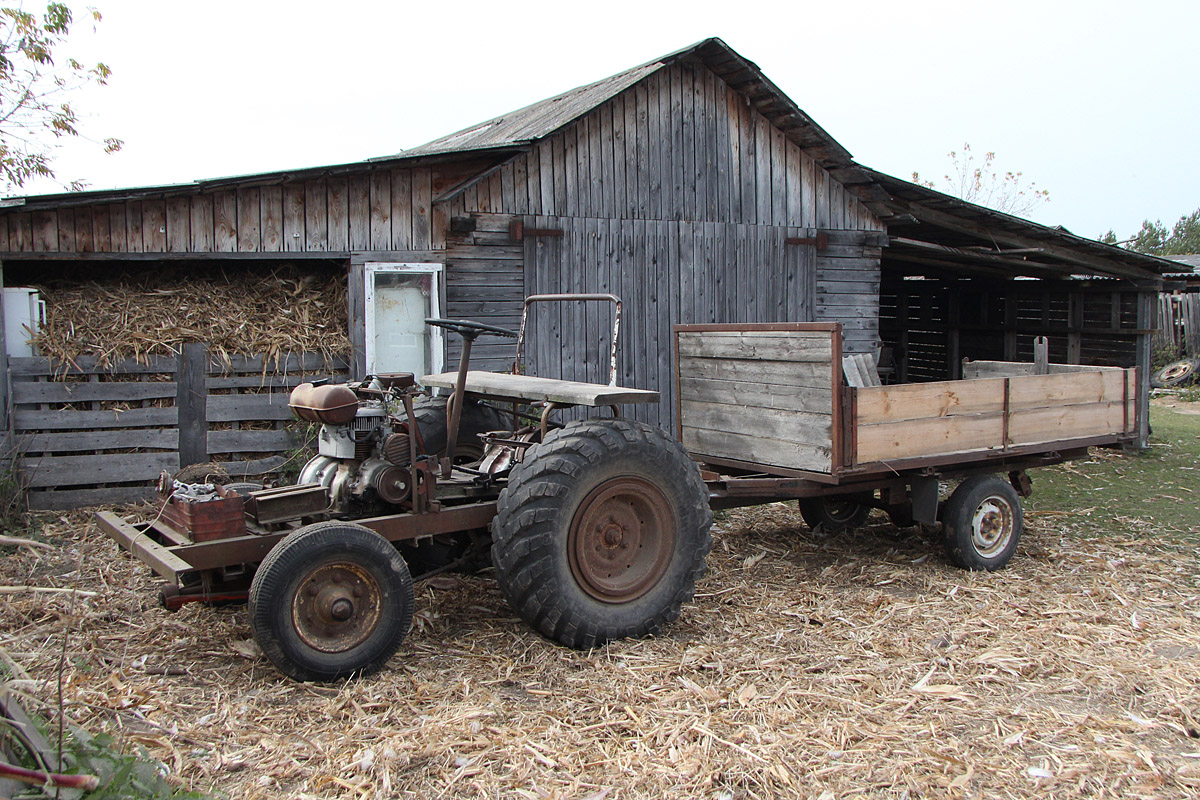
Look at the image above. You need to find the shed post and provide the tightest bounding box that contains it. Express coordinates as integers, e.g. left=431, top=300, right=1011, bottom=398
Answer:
left=1135, top=289, right=1154, bottom=448
left=0, top=260, right=8, bottom=462
left=177, top=342, right=209, bottom=468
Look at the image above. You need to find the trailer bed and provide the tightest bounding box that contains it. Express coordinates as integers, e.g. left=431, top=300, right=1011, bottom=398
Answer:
left=675, top=323, right=1138, bottom=482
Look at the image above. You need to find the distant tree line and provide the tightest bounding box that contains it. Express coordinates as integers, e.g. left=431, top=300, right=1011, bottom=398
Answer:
left=1101, top=208, right=1200, bottom=256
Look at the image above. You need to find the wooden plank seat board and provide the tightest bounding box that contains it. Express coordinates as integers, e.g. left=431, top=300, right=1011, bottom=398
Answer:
left=420, top=371, right=659, bottom=406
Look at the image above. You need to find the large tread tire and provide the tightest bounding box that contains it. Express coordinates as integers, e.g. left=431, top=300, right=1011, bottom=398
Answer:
left=248, top=522, right=414, bottom=682
left=942, top=475, right=1023, bottom=571
left=1151, top=358, right=1199, bottom=389
left=491, top=418, right=712, bottom=650
left=798, top=496, right=872, bottom=533
left=411, top=397, right=507, bottom=463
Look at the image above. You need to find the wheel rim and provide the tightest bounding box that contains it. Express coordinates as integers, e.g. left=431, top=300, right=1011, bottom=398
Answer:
left=569, top=476, right=676, bottom=604
left=1162, top=362, right=1194, bottom=382
left=291, top=562, right=383, bottom=653
left=824, top=498, right=863, bottom=523
left=970, top=495, right=1015, bottom=559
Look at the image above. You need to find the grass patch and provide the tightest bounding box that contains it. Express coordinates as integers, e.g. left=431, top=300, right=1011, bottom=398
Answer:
left=1027, top=405, right=1200, bottom=540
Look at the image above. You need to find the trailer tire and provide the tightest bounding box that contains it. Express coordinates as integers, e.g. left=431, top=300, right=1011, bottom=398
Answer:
left=1151, top=358, right=1199, bottom=389
left=411, top=397, right=507, bottom=463
left=223, top=481, right=263, bottom=496
left=798, top=496, right=872, bottom=534
left=248, top=522, right=414, bottom=682
left=942, top=476, right=1023, bottom=571
left=491, top=418, right=712, bottom=650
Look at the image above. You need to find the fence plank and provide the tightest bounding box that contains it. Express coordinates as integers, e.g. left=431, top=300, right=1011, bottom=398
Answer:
left=207, top=429, right=301, bottom=453
left=19, top=429, right=179, bottom=453
left=20, top=452, right=179, bottom=488
left=27, top=486, right=159, bottom=510
left=12, top=381, right=177, bottom=404
left=14, top=407, right=178, bottom=430
left=10, top=355, right=178, bottom=377
left=206, top=394, right=294, bottom=422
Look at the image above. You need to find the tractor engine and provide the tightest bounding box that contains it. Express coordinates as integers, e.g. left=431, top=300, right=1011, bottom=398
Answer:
left=288, top=379, right=418, bottom=516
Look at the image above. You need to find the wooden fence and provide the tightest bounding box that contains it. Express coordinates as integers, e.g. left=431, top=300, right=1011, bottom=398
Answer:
left=1157, top=292, right=1200, bottom=356
left=10, top=347, right=349, bottom=510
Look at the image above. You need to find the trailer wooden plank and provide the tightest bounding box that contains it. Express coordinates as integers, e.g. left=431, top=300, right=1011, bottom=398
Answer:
left=1008, top=401, right=1133, bottom=443
left=676, top=331, right=833, bottom=361
left=680, top=399, right=831, bottom=445
left=682, top=425, right=831, bottom=473
left=677, top=377, right=834, bottom=414
left=677, top=356, right=834, bottom=389
left=856, top=415, right=1005, bottom=464
left=856, top=370, right=1128, bottom=424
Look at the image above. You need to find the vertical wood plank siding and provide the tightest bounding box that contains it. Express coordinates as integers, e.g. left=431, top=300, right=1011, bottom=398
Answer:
left=0, top=60, right=881, bottom=437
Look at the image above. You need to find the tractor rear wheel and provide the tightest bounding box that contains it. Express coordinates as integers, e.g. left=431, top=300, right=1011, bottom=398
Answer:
left=491, top=418, right=712, bottom=649
left=411, top=397, right=507, bottom=464
left=249, top=522, right=414, bottom=681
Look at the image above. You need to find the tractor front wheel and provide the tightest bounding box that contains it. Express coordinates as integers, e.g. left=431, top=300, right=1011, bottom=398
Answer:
left=248, top=522, right=414, bottom=681
left=491, top=419, right=712, bottom=649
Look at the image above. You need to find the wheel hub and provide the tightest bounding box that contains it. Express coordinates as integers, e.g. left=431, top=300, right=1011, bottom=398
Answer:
left=971, top=497, right=1014, bottom=558
left=569, top=477, right=676, bottom=603
left=292, top=562, right=382, bottom=653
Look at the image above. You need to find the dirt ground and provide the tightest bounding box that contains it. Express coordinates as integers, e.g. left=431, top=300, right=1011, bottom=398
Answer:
left=3, top=450, right=1199, bottom=798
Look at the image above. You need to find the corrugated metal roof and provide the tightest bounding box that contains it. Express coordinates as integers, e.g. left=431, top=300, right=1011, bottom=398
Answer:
left=392, top=62, right=664, bottom=159
left=393, top=37, right=858, bottom=174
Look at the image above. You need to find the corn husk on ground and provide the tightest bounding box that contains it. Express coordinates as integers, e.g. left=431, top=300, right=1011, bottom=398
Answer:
left=2, top=501, right=1197, bottom=800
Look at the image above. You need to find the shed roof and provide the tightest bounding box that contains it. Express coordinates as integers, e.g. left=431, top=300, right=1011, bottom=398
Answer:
left=850, top=167, right=1177, bottom=284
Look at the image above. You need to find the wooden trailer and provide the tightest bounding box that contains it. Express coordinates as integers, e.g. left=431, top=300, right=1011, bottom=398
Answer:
left=677, top=322, right=1139, bottom=569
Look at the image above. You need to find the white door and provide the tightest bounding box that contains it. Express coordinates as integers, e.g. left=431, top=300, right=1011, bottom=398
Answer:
left=364, top=263, right=443, bottom=379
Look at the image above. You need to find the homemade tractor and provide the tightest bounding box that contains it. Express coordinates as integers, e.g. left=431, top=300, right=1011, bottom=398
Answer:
left=98, top=295, right=713, bottom=682
left=100, top=301, right=1140, bottom=683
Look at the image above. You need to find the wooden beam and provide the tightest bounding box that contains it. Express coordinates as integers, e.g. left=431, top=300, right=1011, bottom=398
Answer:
left=898, top=201, right=1163, bottom=282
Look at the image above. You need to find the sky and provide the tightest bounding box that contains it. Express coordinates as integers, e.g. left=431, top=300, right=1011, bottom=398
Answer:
left=12, top=0, right=1200, bottom=242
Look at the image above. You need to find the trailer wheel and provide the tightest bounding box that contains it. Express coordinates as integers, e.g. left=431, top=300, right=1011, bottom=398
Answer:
left=1151, top=358, right=1199, bottom=389
left=223, top=481, right=263, bottom=496
left=942, top=476, right=1023, bottom=570
left=798, top=497, right=872, bottom=533
left=411, top=397, right=507, bottom=463
left=248, top=522, right=414, bottom=682
left=491, top=418, right=712, bottom=649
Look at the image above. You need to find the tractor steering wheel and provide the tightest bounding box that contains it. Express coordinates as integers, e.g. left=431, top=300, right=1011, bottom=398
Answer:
left=424, top=318, right=518, bottom=340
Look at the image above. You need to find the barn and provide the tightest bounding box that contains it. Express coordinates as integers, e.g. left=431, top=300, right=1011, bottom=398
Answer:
left=0, top=38, right=1176, bottom=508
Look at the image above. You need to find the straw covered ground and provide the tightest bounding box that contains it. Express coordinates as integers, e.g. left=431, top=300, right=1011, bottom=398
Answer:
left=2, top=455, right=1199, bottom=798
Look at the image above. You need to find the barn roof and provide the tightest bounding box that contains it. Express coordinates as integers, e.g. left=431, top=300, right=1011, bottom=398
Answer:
left=393, top=38, right=858, bottom=174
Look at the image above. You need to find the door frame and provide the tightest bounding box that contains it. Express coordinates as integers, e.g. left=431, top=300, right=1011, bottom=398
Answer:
left=363, top=262, right=444, bottom=378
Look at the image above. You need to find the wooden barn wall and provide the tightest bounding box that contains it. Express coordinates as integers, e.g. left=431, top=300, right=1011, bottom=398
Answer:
left=443, top=61, right=883, bottom=231
left=520, top=215, right=815, bottom=431
left=442, top=213, right=524, bottom=373
left=0, top=159, right=495, bottom=257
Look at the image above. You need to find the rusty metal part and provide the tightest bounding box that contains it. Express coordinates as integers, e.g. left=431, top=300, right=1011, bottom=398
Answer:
left=288, top=383, right=360, bottom=425
left=515, top=294, right=623, bottom=386
left=383, top=433, right=412, bottom=466
left=244, top=483, right=330, bottom=526
left=540, top=402, right=564, bottom=440
left=96, top=501, right=499, bottom=582
left=1009, top=469, right=1033, bottom=498
left=568, top=476, right=675, bottom=604
left=358, top=459, right=411, bottom=505
left=291, top=561, right=383, bottom=653
left=374, top=372, right=416, bottom=390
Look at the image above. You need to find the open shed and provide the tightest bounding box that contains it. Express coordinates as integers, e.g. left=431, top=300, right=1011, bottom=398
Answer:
left=0, top=37, right=1177, bottom=508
